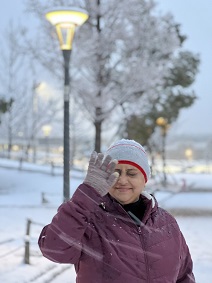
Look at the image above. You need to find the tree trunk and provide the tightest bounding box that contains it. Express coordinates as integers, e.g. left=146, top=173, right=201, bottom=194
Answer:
left=8, top=110, right=12, bottom=159
left=94, top=0, right=102, bottom=153
left=95, top=107, right=102, bottom=152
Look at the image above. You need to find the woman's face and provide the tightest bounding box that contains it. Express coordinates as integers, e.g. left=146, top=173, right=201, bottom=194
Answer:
left=109, top=163, right=145, bottom=205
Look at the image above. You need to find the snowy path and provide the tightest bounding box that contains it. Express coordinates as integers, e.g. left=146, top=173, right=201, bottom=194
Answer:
left=49, top=266, right=76, bottom=283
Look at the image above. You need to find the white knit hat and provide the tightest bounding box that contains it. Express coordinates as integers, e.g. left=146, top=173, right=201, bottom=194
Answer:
left=106, top=139, right=150, bottom=182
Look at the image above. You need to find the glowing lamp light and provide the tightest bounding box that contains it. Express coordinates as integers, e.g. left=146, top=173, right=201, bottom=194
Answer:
left=156, top=117, right=168, bottom=127
left=42, top=125, right=52, bottom=137
left=45, top=8, right=89, bottom=50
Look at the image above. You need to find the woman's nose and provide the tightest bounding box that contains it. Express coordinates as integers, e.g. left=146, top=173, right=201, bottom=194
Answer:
left=117, top=174, right=128, bottom=184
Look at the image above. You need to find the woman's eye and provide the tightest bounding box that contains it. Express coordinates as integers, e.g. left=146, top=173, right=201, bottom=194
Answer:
left=127, top=173, right=137, bottom=177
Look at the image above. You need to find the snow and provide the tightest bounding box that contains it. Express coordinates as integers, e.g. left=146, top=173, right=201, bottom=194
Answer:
left=0, top=158, right=212, bottom=282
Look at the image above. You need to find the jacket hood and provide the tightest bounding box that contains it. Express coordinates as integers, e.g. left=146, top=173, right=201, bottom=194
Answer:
left=141, top=191, right=156, bottom=209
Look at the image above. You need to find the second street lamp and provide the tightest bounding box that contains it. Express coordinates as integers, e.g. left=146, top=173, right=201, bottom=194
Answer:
left=156, top=117, right=169, bottom=187
left=42, top=125, right=52, bottom=163
left=45, top=7, right=88, bottom=202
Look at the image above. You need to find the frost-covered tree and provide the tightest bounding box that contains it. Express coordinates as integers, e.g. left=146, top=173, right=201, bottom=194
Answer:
left=0, top=21, right=64, bottom=160
left=23, top=0, right=188, bottom=152
left=121, top=50, right=200, bottom=150
left=0, top=21, right=29, bottom=157
left=0, top=98, right=13, bottom=124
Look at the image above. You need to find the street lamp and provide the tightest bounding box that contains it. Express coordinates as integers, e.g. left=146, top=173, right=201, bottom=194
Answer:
left=185, top=148, right=193, bottom=161
left=45, top=7, right=88, bottom=202
left=31, top=82, right=43, bottom=163
left=42, top=125, right=52, bottom=163
left=156, top=117, right=169, bottom=187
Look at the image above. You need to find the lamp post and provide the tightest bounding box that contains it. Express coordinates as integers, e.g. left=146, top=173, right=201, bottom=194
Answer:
left=45, top=7, right=88, bottom=202
left=42, top=125, right=52, bottom=163
left=185, top=148, right=193, bottom=161
left=156, top=117, right=169, bottom=187
left=32, top=82, right=43, bottom=163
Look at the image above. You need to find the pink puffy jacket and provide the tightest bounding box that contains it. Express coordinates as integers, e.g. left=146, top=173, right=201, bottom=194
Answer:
left=38, top=183, right=195, bottom=282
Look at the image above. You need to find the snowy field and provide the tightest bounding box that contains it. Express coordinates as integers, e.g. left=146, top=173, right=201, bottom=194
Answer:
left=0, top=158, right=212, bottom=283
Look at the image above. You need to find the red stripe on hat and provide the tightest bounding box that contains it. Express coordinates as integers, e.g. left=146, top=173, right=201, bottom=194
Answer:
left=118, top=160, right=147, bottom=183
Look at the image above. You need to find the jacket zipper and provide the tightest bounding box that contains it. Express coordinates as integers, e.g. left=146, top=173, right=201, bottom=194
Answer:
left=138, top=226, right=150, bottom=283
left=117, top=204, right=151, bottom=282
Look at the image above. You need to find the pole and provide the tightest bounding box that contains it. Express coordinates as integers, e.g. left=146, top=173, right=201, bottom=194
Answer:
left=24, top=218, right=31, bottom=264
left=162, top=129, right=167, bottom=187
left=45, top=136, right=49, bottom=163
left=62, top=49, right=71, bottom=202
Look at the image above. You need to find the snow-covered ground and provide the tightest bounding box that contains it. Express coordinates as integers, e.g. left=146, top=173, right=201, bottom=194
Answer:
left=0, top=158, right=212, bottom=283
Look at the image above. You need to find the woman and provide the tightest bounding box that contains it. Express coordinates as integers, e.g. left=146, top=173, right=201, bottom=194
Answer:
left=38, top=139, right=195, bottom=282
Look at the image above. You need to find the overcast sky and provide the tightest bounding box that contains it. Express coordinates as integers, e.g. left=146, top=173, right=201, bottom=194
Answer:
left=156, top=0, right=212, bottom=137
left=1, top=0, right=212, bottom=137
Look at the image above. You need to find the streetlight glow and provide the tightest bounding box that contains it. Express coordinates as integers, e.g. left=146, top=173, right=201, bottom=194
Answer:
left=185, top=148, right=193, bottom=160
left=156, top=117, right=167, bottom=127
left=45, top=9, right=89, bottom=26
left=45, top=7, right=88, bottom=202
left=45, top=8, right=88, bottom=50
left=42, top=125, right=52, bottom=137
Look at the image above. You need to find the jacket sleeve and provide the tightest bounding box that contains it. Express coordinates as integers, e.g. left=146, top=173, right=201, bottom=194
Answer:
left=38, top=183, right=102, bottom=264
left=176, top=232, right=196, bottom=282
